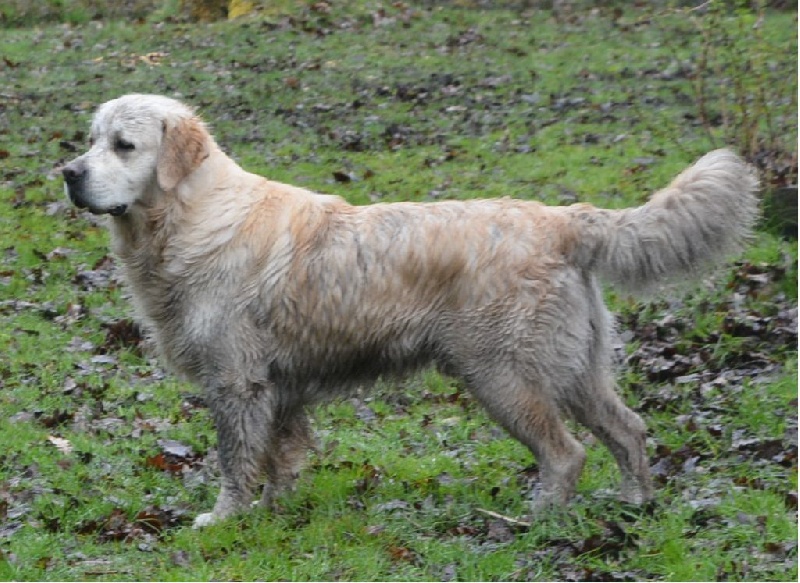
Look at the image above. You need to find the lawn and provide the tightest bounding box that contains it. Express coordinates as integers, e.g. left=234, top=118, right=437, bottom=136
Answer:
left=0, top=1, right=797, bottom=580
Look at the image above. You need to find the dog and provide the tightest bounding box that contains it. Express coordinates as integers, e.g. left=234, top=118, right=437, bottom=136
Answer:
left=62, top=94, right=759, bottom=528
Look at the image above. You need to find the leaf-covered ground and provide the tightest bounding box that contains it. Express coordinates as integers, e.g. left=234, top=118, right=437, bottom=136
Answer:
left=0, top=2, right=797, bottom=581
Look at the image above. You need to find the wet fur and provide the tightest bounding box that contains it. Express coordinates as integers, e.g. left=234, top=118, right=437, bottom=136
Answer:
left=62, top=95, right=760, bottom=527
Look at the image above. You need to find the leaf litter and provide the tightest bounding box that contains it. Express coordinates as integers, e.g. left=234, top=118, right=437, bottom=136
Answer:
left=0, top=4, right=796, bottom=580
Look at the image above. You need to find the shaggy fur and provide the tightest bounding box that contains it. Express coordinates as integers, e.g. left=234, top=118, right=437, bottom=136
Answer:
left=62, top=94, right=759, bottom=528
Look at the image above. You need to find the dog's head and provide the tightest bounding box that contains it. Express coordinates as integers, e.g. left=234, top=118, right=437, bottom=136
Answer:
left=62, top=94, right=210, bottom=216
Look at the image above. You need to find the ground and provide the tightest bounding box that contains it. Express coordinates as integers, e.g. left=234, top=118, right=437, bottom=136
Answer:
left=0, top=2, right=797, bottom=581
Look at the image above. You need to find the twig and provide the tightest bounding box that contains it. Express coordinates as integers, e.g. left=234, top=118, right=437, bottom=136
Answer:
left=687, top=0, right=714, bottom=13
left=475, top=508, right=532, bottom=528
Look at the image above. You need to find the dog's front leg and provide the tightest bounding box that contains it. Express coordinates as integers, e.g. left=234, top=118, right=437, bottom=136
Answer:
left=193, top=383, right=275, bottom=528
left=259, top=411, right=314, bottom=509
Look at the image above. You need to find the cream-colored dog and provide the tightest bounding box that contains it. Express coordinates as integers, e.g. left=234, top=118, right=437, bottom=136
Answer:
left=63, top=94, right=759, bottom=528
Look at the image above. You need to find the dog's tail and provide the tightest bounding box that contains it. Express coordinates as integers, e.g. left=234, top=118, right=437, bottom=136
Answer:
left=566, top=149, right=760, bottom=294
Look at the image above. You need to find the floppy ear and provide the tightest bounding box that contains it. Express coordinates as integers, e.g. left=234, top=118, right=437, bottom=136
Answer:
left=156, top=116, right=210, bottom=191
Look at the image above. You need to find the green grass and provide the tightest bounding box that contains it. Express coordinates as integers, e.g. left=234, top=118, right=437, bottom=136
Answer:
left=0, top=2, right=797, bottom=581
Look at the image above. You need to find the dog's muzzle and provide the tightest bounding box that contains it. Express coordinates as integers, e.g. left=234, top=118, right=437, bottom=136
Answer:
left=62, top=160, right=87, bottom=204
left=62, top=160, right=127, bottom=216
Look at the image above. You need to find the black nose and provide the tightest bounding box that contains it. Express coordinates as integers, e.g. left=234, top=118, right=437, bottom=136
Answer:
left=62, top=161, right=86, bottom=186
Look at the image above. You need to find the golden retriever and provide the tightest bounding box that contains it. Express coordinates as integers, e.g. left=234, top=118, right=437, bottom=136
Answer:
left=62, top=94, right=759, bottom=527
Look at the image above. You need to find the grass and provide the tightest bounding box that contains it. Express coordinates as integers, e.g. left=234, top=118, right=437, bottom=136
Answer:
left=0, top=1, right=797, bottom=581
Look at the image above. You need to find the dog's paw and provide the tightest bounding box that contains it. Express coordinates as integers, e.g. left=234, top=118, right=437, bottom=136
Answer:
left=529, top=484, right=570, bottom=513
left=618, top=479, right=654, bottom=506
left=192, top=512, right=219, bottom=529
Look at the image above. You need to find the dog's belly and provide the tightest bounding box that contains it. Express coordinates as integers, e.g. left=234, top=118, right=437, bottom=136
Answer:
left=266, top=327, right=443, bottom=394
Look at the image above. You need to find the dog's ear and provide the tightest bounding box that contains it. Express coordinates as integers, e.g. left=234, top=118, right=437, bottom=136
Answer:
left=157, top=116, right=210, bottom=191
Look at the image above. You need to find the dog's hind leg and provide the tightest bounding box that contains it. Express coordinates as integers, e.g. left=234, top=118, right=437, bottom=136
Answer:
left=468, top=373, right=586, bottom=509
left=571, top=374, right=653, bottom=505
left=193, top=383, right=276, bottom=528
left=259, top=412, right=313, bottom=508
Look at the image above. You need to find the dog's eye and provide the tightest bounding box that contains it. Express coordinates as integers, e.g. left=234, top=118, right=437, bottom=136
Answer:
left=114, top=138, right=135, bottom=152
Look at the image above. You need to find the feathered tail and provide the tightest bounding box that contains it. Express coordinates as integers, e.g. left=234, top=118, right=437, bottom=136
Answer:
left=567, top=149, right=760, bottom=293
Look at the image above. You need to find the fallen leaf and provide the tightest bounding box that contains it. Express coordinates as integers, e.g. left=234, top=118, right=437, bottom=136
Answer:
left=47, top=435, right=73, bottom=454
left=485, top=518, right=515, bottom=543
left=387, top=545, right=417, bottom=563
left=158, top=439, right=194, bottom=458
left=374, top=499, right=409, bottom=512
